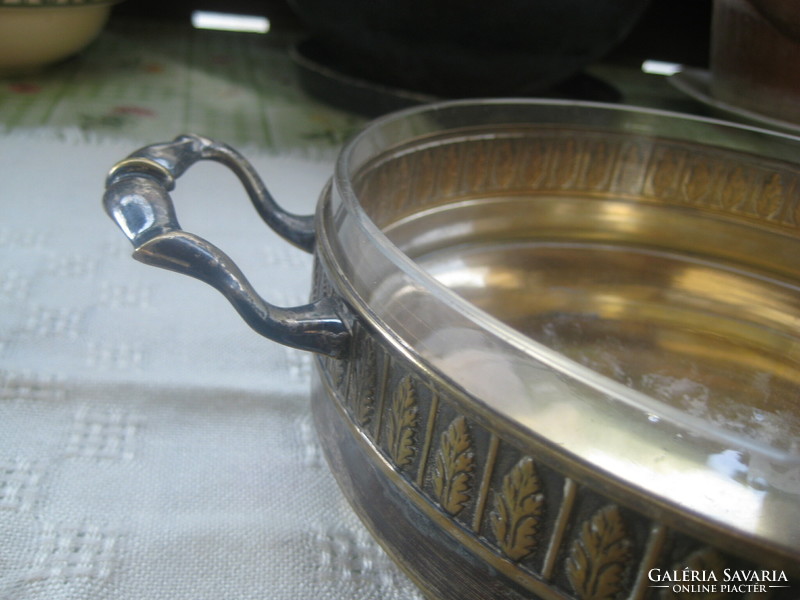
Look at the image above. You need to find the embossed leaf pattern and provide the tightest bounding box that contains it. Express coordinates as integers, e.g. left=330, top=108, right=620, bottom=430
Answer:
left=490, top=457, right=544, bottom=561
left=661, top=548, right=727, bottom=600
left=329, top=354, right=345, bottom=388
left=492, top=139, right=517, bottom=189
left=466, top=142, right=488, bottom=191
left=386, top=375, right=418, bottom=468
left=553, top=138, right=579, bottom=186
left=720, top=166, right=748, bottom=210
left=650, top=149, right=681, bottom=197
left=758, top=173, right=784, bottom=218
left=314, top=267, right=333, bottom=299
left=684, top=161, right=713, bottom=202
left=566, top=505, right=631, bottom=600
left=432, top=416, right=475, bottom=515
left=354, top=339, right=376, bottom=427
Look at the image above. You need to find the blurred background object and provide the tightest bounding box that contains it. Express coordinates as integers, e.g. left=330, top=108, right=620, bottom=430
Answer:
left=110, top=0, right=715, bottom=110
left=110, top=0, right=714, bottom=67
left=282, top=0, right=652, bottom=98
left=0, top=0, right=118, bottom=74
left=710, top=0, right=800, bottom=124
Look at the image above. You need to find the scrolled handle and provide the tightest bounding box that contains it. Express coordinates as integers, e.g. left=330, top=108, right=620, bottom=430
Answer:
left=103, top=134, right=351, bottom=358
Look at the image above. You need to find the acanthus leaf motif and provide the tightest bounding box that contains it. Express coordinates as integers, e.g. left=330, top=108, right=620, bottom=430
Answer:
left=386, top=374, right=418, bottom=469
left=353, top=337, right=376, bottom=427
left=490, top=456, right=544, bottom=561
left=566, top=504, right=632, bottom=600
left=757, top=173, right=784, bottom=220
left=432, top=416, right=475, bottom=516
left=660, top=547, right=727, bottom=600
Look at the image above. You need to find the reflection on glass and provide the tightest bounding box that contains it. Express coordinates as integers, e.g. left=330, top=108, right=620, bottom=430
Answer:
left=190, top=11, right=270, bottom=34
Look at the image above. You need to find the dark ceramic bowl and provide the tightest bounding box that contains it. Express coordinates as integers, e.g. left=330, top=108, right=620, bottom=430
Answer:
left=286, top=0, right=652, bottom=97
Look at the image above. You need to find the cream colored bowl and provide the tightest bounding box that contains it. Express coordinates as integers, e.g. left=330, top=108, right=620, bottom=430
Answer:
left=0, top=1, right=115, bottom=74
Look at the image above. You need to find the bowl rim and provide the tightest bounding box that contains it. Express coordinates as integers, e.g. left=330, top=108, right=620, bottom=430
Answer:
left=321, top=98, right=800, bottom=556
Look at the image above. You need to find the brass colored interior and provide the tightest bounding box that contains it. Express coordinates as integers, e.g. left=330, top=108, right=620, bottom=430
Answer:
left=353, top=126, right=800, bottom=452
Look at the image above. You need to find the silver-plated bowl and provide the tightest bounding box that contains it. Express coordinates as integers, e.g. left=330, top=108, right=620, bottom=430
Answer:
left=104, top=100, right=800, bottom=599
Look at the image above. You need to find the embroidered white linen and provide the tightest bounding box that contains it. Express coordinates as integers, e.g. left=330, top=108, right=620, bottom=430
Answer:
left=0, top=133, right=422, bottom=600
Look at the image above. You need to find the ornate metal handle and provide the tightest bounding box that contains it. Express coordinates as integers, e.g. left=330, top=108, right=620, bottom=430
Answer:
left=102, top=134, right=351, bottom=358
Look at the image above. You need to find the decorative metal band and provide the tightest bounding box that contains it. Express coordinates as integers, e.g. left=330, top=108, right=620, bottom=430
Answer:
left=355, top=130, right=800, bottom=233
left=311, top=258, right=797, bottom=600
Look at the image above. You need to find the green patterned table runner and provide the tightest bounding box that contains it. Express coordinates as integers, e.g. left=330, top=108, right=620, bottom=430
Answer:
left=0, top=16, right=364, bottom=152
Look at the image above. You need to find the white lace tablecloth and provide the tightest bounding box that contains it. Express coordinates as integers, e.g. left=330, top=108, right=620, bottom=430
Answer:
left=0, top=15, right=423, bottom=600
left=0, top=128, right=423, bottom=599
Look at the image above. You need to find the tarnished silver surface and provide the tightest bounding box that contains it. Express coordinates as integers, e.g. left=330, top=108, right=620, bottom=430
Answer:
left=103, top=101, right=800, bottom=599
left=103, top=133, right=351, bottom=358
